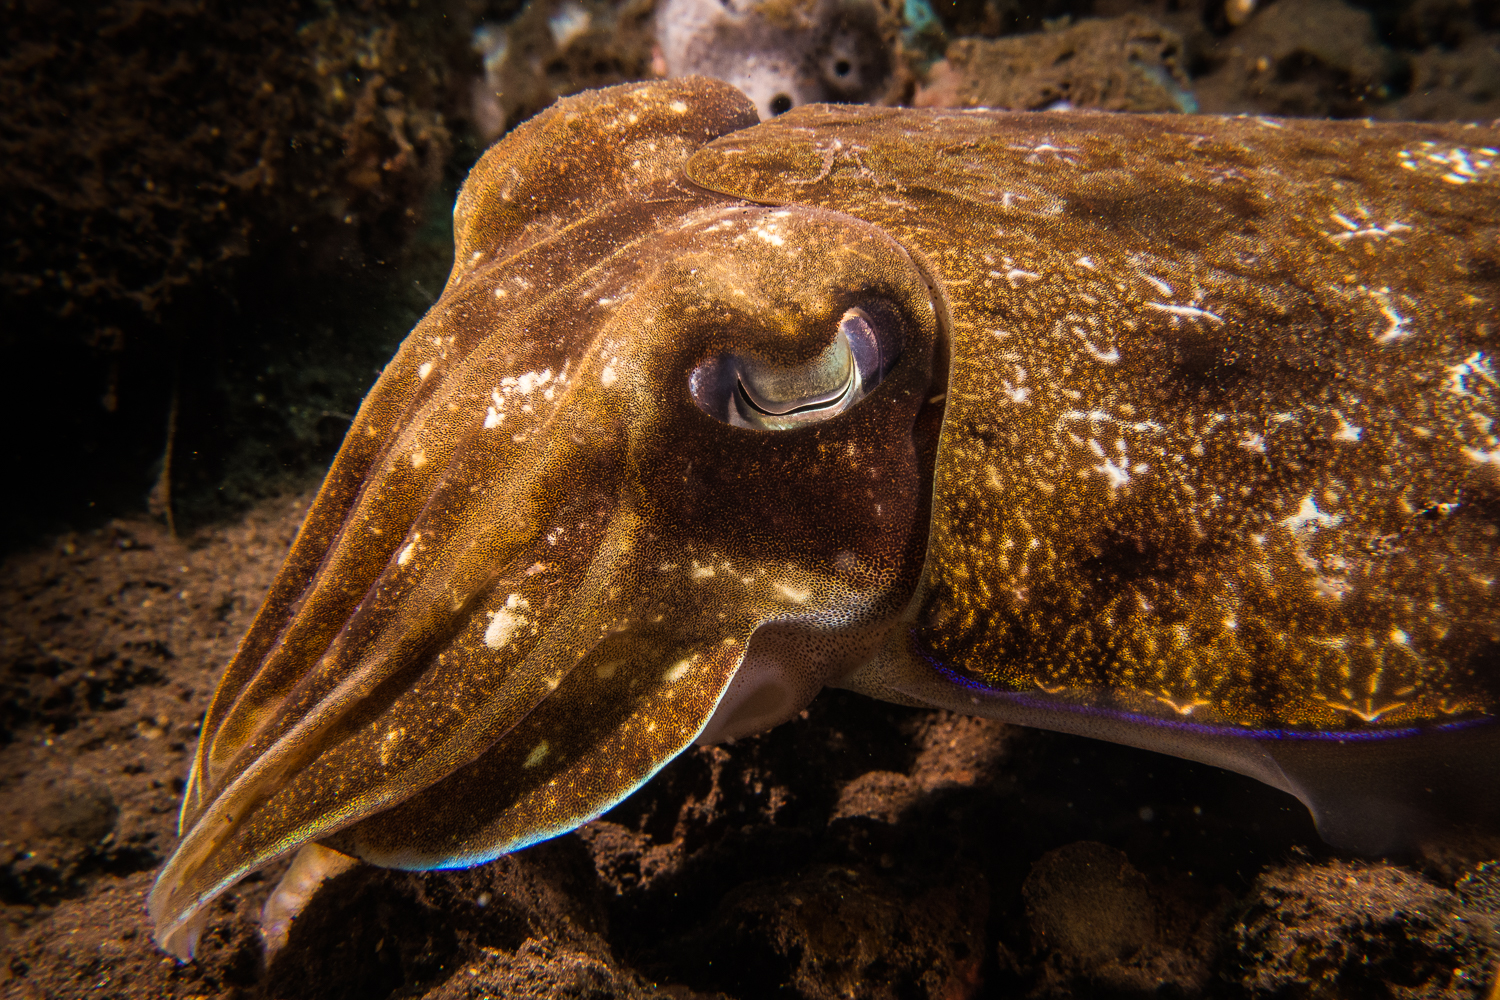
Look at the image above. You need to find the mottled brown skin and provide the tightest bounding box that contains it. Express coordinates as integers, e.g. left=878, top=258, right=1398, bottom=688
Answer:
left=152, top=77, right=1500, bottom=957
left=693, top=106, right=1500, bottom=733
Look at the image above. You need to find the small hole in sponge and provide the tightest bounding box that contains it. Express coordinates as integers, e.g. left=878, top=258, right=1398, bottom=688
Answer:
left=770, top=93, right=793, bottom=115
left=834, top=59, right=852, bottom=77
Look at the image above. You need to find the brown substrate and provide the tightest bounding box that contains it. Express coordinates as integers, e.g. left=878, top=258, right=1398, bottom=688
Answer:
left=1, top=497, right=1496, bottom=998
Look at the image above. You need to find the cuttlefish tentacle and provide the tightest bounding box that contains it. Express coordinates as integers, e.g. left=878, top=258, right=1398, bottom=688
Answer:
left=151, top=77, right=943, bottom=959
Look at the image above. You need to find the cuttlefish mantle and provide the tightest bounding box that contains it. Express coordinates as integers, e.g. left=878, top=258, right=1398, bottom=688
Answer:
left=151, top=76, right=1500, bottom=959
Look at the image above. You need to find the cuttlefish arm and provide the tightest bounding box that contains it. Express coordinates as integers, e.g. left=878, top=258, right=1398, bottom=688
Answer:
left=688, top=104, right=1500, bottom=851
left=150, top=78, right=944, bottom=959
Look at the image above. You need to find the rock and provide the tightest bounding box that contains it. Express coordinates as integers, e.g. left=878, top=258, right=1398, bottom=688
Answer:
left=1022, top=841, right=1224, bottom=996
left=662, top=863, right=988, bottom=1000
left=1024, top=841, right=1157, bottom=967
left=1388, top=39, right=1500, bottom=122
left=470, top=0, right=660, bottom=144
left=1189, top=0, right=1399, bottom=118
left=421, top=939, right=684, bottom=1000
left=1221, top=859, right=1498, bottom=998
left=916, top=14, right=1196, bottom=112
left=261, top=840, right=617, bottom=1000
left=653, top=0, right=906, bottom=121
left=832, top=713, right=1009, bottom=824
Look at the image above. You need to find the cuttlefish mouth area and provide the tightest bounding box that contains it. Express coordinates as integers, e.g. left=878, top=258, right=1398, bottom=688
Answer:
left=150, top=78, right=944, bottom=962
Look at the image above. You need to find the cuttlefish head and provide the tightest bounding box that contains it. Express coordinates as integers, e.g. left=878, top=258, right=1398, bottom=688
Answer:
left=149, top=78, right=943, bottom=959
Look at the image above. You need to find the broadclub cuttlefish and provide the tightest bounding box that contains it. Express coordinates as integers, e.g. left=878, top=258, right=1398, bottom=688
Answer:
left=150, top=76, right=1500, bottom=959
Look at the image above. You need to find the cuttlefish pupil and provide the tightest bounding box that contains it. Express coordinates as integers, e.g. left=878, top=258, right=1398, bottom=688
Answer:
left=149, top=76, right=1500, bottom=961
left=699, top=305, right=893, bottom=430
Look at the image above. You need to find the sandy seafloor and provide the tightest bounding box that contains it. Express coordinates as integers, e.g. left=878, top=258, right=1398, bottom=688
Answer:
left=4, top=0, right=1500, bottom=997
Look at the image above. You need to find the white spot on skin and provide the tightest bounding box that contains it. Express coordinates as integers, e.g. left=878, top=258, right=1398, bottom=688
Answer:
left=1156, top=695, right=1210, bottom=715
left=398, top=536, right=418, bottom=566
left=663, top=658, right=692, bottom=683
left=1141, top=273, right=1173, bottom=297
left=516, top=369, right=552, bottom=395
left=774, top=582, right=810, bottom=603
left=1464, top=446, right=1500, bottom=467
left=1327, top=211, right=1411, bottom=244
left=418, top=362, right=434, bottom=380
left=484, top=406, right=504, bottom=429
left=1072, top=327, right=1119, bottom=364
left=752, top=224, right=785, bottom=246
left=411, top=451, right=427, bottom=468
left=484, top=594, right=530, bottom=650
left=669, top=100, right=688, bottom=114
left=524, top=742, right=549, bottom=768
left=1009, top=140, right=1079, bottom=165
left=601, top=364, right=618, bottom=387
left=1238, top=431, right=1267, bottom=453
left=690, top=563, right=715, bottom=580
left=1088, top=438, right=1133, bottom=491
left=1146, top=302, right=1223, bottom=325
left=1447, top=351, right=1496, bottom=397
left=1323, top=690, right=1407, bottom=722
left=1366, top=286, right=1413, bottom=344
left=1332, top=412, right=1363, bottom=443
left=1281, top=495, right=1342, bottom=536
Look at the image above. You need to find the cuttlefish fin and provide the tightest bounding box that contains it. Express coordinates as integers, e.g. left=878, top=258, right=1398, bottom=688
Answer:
left=844, top=635, right=1500, bottom=854
left=1255, top=723, right=1500, bottom=853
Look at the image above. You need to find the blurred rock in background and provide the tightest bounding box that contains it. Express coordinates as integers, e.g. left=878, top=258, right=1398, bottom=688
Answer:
left=0, top=0, right=487, bottom=549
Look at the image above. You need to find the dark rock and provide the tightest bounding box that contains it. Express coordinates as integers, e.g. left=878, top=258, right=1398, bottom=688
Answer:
left=0, top=0, right=472, bottom=544
left=1219, top=859, right=1499, bottom=998
left=917, top=14, right=1196, bottom=112
left=1022, top=840, right=1225, bottom=996
left=1188, top=0, right=1400, bottom=118
left=1025, top=842, right=1157, bottom=968
left=421, top=939, right=683, bottom=1000
left=664, top=862, right=988, bottom=1000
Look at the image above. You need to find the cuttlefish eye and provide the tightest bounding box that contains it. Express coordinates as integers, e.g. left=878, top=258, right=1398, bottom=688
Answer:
left=691, top=306, right=896, bottom=430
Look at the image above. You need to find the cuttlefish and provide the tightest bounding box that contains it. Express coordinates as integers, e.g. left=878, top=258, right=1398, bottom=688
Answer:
left=151, top=76, right=1500, bottom=958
